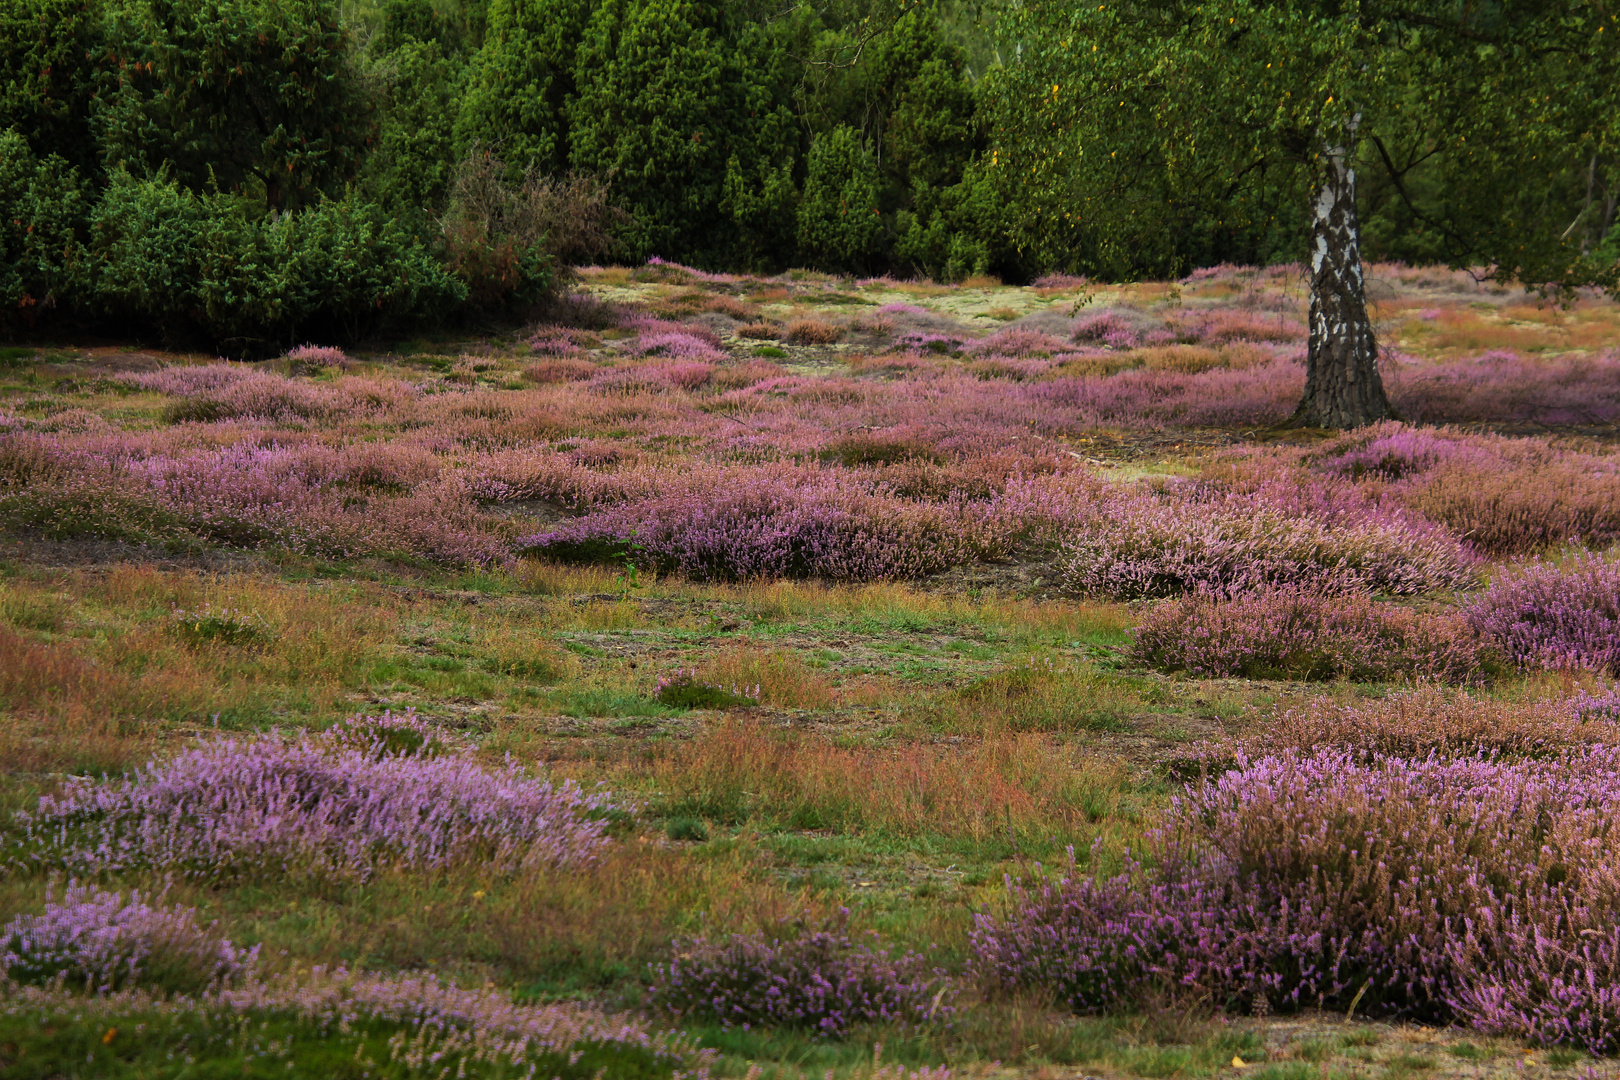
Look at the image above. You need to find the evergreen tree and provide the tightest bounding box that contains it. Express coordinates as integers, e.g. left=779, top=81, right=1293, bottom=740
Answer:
left=797, top=125, right=884, bottom=272
left=0, top=0, right=105, bottom=173
left=454, top=0, right=592, bottom=177
left=96, top=0, right=372, bottom=212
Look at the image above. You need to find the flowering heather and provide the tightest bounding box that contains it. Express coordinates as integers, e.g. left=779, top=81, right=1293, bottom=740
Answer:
left=519, top=468, right=1008, bottom=581
left=526, top=325, right=584, bottom=356
left=1131, top=584, right=1490, bottom=683
left=2, top=884, right=258, bottom=994
left=284, top=344, right=348, bottom=370
left=1070, top=310, right=1138, bottom=349
left=895, top=330, right=969, bottom=355
left=974, top=747, right=1620, bottom=1033
left=1467, top=557, right=1620, bottom=673
left=8, top=712, right=618, bottom=883
left=649, top=913, right=954, bottom=1037
left=966, top=328, right=1068, bottom=357
left=524, top=356, right=597, bottom=383
left=628, top=331, right=727, bottom=364
left=1059, top=487, right=1478, bottom=599
left=2, top=965, right=711, bottom=1078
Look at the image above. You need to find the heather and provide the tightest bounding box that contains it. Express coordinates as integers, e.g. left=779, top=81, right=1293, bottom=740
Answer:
left=1131, top=585, right=1491, bottom=683
left=974, top=747, right=1620, bottom=1048
left=1225, top=686, right=1620, bottom=759
left=1467, top=557, right=1620, bottom=673
left=5, top=266, right=1620, bottom=1075
left=1059, top=487, right=1478, bottom=599
left=648, top=913, right=954, bottom=1037
left=7, top=712, right=618, bottom=884
left=2, top=883, right=257, bottom=995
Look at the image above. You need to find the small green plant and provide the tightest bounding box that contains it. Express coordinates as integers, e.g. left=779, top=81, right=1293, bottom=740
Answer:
left=752, top=346, right=789, bottom=358
left=611, top=529, right=646, bottom=596
left=666, top=817, right=710, bottom=842
left=169, top=604, right=272, bottom=646
left=653, top=670, right=760, bottom=710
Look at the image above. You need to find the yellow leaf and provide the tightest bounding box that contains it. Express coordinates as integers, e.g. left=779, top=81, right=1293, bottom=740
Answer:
left=1232, top=1057, right=1247, bottom=1069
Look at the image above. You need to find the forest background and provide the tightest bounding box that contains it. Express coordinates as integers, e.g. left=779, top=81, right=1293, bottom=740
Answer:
left=3, top=0, right=1619, bottom=356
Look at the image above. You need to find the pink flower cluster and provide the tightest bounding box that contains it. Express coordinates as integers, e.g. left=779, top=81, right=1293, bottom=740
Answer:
left=2, top=883, right=258, bottom=995
left=9, top=712, right=619, bottom=883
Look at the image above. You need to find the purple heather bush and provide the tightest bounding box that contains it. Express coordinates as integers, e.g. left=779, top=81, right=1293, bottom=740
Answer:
left=1228, top=687, right=1620, bottom=760
left=973, top=747, right=1620, bottom=1048
left=2, top=883, right=258, bottom=994
left=649, top=913, right=954, bottom=1037
left=1131, top=584, right=1491, bottom=683
left=284, top=344, right=348, bottom=372
left=1059, top=486, right=1478, bottom=599
left=1467, top=556, right=1620, bottom=673
left=7, top=712, right=617, bottom=883
left=518, top=468, right=1009, bottom=581
left=1070, top=311, right=1138, bottom=349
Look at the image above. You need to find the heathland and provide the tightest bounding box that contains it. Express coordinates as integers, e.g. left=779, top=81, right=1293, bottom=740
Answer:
left=2, top=260, right=1620, bottom=1078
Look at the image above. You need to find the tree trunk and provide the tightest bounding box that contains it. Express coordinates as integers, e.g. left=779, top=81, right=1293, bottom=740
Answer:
left=1290, top=134, right=1395, bottom=429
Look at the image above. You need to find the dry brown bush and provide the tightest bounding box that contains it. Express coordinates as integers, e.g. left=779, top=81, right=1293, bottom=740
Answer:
left=785, top=318, right=844, bottom=345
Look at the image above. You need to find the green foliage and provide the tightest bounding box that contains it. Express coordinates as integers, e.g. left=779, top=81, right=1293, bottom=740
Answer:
left=96, top=0, right=373, bottom=212
left=88, top=170, right=464, bottom=351
left=0, top=0, right=104, bottom=173
left=568, top=0, right=768, bottom=263
left=363, top=38, right=466, bottom=215
left=0, top=128, right=91, bottom=327
left=983, top=0, right=1620, bottom=286
left=454, top=0, right=592, bottom=177
left=797, top=125, right=884, bottom=273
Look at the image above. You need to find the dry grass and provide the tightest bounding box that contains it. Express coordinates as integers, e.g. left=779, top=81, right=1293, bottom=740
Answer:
left=785, top=318, right=845, bottom=345
left=644, top=720, right=1138, bottom=842
left=705, top=294, right=756, bottom=320
left=700, top=645, right=834, bottom=709
left=1232, top=685, right=1620, bottom=759
left=930, top=658, right=1157, bottom=734
left=738, top=321, right=781, bottom=340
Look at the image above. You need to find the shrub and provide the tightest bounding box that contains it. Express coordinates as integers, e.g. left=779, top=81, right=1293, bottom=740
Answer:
left=88, top=173, right=464, bottom=351
left=284, top=344, right=348, bottom=373
left=653, top=669, right=760, bottom=710
left=1303, top=422, right=1620, bottom=555
left=785, top=318, right=845, bottom=345
left=1131, top=585, right=1491, bottom=683
left=518, top=469, right=1006, bottom=581
left=2, top=884, right=257, bottom=995
left=1467, top=557, right=1620, bottom=673
left=797, top=125, right=884, bottom=273
left=7, top=712, right=618, bottom=883
left=648, top=912, right=954, bottom=1036
left=1060, top=488, right=1478, bottom=599
left=973, top=747, right=1620, bottom=1034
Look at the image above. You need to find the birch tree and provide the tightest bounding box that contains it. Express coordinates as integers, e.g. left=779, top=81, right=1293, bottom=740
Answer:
left=988, top=0, right=1618, bottom=428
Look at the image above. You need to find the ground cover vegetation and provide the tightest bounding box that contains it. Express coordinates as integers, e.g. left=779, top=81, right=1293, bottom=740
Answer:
left=2, top=258, right=1620, bottom=1076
